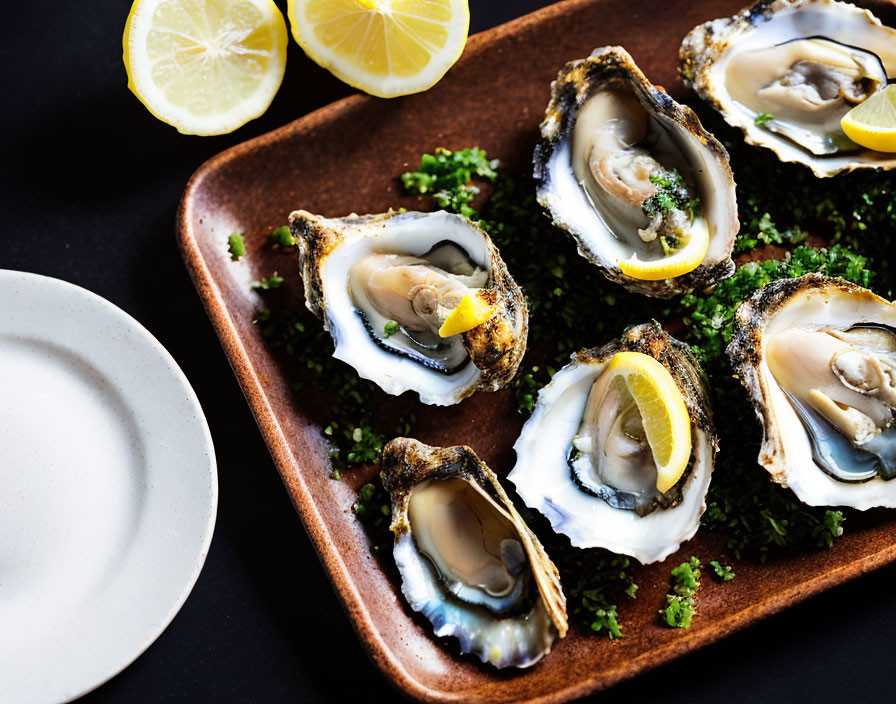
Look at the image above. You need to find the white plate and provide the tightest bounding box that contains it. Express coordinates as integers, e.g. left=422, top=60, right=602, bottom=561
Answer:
left=0, top=270, right=218, bottom=704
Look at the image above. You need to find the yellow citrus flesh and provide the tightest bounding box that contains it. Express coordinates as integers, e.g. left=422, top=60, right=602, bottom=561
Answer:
left=617, top=221, right=710, bottom=282
left=841, top=85, right=896, bottom=153
left=287, top=0, right=469, bottom=98
left=123, top=0, right=288, bottom=135
left=607, top=351, right=692, bottom=493
left=439, top=290, right=497, bottom=338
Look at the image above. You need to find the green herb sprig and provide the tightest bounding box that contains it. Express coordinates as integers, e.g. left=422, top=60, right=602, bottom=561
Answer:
left=660, top=557, right=701, bottom=628
left=228, top=232, right=246, bottom=260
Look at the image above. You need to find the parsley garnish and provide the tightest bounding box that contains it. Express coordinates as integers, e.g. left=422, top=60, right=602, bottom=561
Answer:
left=270, top=225, right=295, bottom=247
left=660, top=557, right=701, bottom=628
left=400, top=147, right=498, bottom=219
left=251, top=273, right=284, bottom=290
left=709, top=560, right=735, bottom=582
left=227, top=233, right=246, bottom=260
left=755, top=112, right=774, bottom=127
left=642, top=169, right=691, bottom=217
left=383, top=320, right=400, bottom=337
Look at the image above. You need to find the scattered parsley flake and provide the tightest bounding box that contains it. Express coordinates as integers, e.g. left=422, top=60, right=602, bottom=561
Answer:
left=228, top=233, right=246, bottom=260
left=709, top=560, right=735, bottom=582
left=660, top=557, right=701, bottom=628
left=383, top=320, right=400, bottom=337
left=251, top=273, right=284, bottom=290
left=755, top=112, right=774, bottom=126
left=270, top=225, right=295, bottom=247
left=401, top=147, right=498, bottom=219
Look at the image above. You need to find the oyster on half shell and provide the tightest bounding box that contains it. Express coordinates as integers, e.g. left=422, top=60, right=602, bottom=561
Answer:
left=509, top=323, right=718, bottom=564
left=680, top=0, right=896, bottom=177
left=382, top=438, right=568, bottom=668
left=729, top=274, right=896, bottom=509
left=290, top=210, right=528, bottom=406
left=534, top=46, right=739, bottom=298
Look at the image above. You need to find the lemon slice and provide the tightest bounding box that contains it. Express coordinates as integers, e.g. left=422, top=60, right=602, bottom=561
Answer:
left=439, top=290, right=497, bottom=338
left=841, top=85, right=896, bottom=153
left=607, top=351, right=692, bottom=493
left=617, top=221, right=710, bottom=282
left=287, top=0, right=470, bottom=98
left=123, top=0, right=288, bottom=135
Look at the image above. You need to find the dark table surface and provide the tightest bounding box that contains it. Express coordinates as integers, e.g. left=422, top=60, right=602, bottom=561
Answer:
left=5, top=1, right=896, bottom=702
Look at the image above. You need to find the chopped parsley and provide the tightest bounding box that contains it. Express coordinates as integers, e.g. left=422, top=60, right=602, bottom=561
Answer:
left=270, top=225, right=295, bottom=247
left=641, top=169, right=691, bottom=218
left=227, top=232, right=246, bottom=260
left=400, top=147, right=498, bottom=219
left=709, top=560, right=735, bottom=582
left=660, top=557, right=701, bottom=628
left=754, top=112, right=774, bottom=127
left=251, top=273, right=284, bottom=290
left=383, top=319, right=400, bottom=337
left=553, top=546, right=638, bottom=640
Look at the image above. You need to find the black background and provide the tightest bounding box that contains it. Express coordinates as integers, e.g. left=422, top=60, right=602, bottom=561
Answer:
left=4, top=1, right=896, bottom=702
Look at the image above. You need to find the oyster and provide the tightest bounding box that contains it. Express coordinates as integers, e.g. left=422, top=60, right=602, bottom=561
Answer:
left=508, top=323, right=718, bottom=564
left=729, top=274, right=896, bottom=509
left=534, top=45, right=739, bottom=298
left=290, top=210, right=527, bottom=406
left=382, top=438, right=568, bottom=668
left=680, top=0, right=896, bottom=177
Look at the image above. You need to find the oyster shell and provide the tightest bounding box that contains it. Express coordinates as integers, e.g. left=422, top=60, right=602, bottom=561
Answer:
left=290, top=210, right=528, bottom=406
left=534, top=45, right=739, bottom=298
left=508, top=322, right=718, bottom=564
left=680, top=0, right=896, bottom=177
left=729, top=274, right=896, bottom=508
left=382, top=438, right=568, bottom=668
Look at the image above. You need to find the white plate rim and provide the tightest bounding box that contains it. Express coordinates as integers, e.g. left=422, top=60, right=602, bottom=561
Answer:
left=0, top=269, right=218, bottom=704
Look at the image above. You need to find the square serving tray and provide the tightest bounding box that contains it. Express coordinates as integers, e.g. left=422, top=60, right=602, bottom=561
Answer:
left=177, top=1, right=896, bottom=701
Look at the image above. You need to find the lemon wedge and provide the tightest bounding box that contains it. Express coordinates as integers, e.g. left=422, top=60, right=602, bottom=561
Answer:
left=607, top=351, right=692, bottom=493
left=439, top=290, right=497, bottom=338
left=287, top=0, right=470, bottom=98
left=123, top=0, right=288, bottom=135
left=617, top=222, right=710, bottom=282
left=841, top=85, right=896, bottom=153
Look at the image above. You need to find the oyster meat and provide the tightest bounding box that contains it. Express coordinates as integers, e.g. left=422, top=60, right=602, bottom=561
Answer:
left=729, top=274, right=896, bottom=509
left=290, top=210, right=527, bottom=406
left=534, top=45, right=739, bottom=298
left=680, top=0, right=896, bottom=176
left=382, top=438, right=568, bottom=668
left=509, top=323, right=718, bottom=564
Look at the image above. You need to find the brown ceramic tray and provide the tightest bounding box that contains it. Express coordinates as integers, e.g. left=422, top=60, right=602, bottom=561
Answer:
left=177, top=0, right=896, bottom=701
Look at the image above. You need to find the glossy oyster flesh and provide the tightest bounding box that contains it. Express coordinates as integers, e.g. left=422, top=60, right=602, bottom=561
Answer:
left=508, top=322, right=718, bottom=564
left=291, top=210, right=528, bottom=406
left=534, top=45, right=738, bottom=298
left=382, top=438, right=568, bottom=668
left=680, top=0, right=896, bottom=176
left=728, top=274, right=896, bottom=508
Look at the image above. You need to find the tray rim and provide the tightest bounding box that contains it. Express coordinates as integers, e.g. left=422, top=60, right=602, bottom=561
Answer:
left=175, top=1, right=896, bottom=701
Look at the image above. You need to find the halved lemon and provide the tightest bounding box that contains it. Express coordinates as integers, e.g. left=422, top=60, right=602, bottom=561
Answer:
left=287, top=0, right=470, bottom=98
left=607, top=351, right=691, bottom=493
left=124, top=0, right=288, bottom=135
left=439, top=290, right=497, bottom=338
left=841, top=84, right=896, bottom=153
left=617, top=222, right=710, bottom=282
